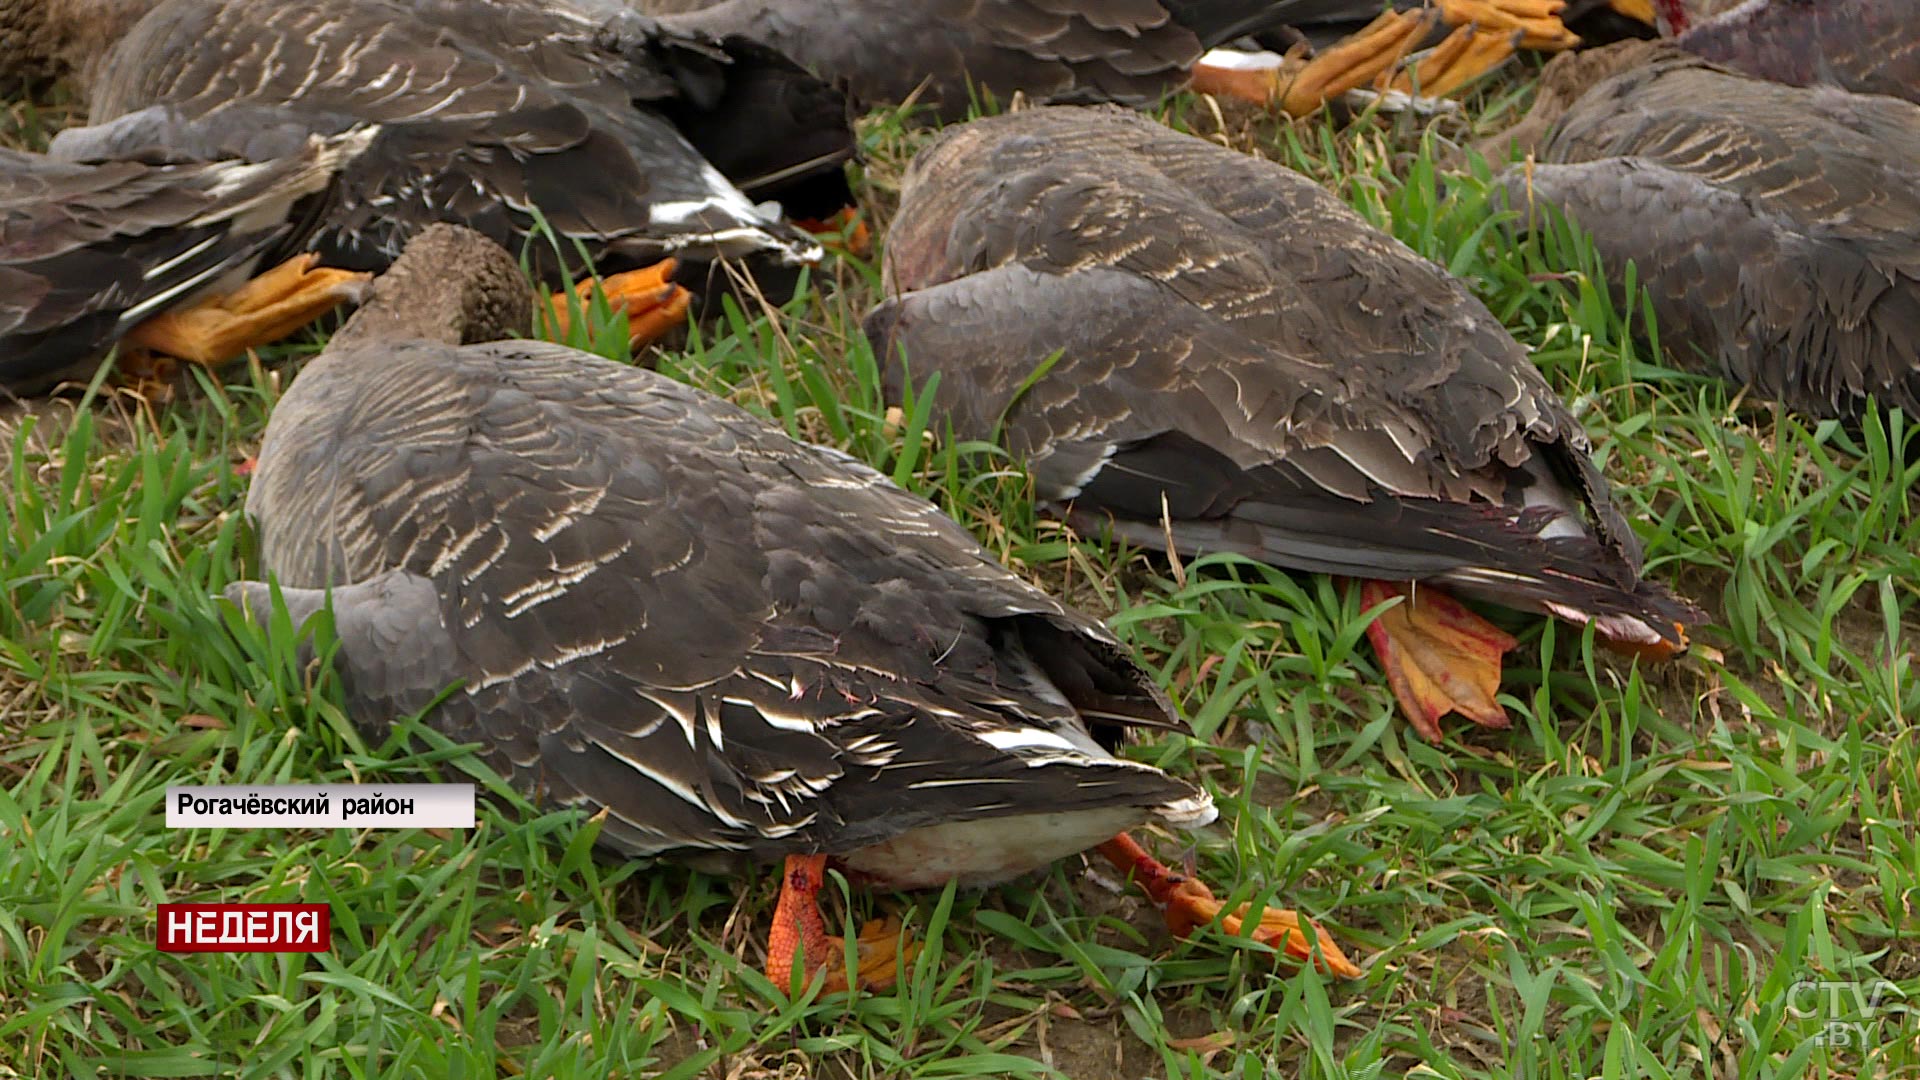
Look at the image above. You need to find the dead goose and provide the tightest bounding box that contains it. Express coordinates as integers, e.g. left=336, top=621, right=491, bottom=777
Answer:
left=1481, top=41, right=1920, bottom=422
left=1, top=114, right=379, bottom=396
left=1651, top=0, right=1920, bottom=106
left=7, top=0, right=857, bottom=366
left=222, top=223, right=1362, bottom=991
left=636, top=0, right=1581, bottom=121
left=867, top=105, right=1701, bottom=741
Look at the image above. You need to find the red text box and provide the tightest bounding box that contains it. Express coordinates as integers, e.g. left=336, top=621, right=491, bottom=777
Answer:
left=157, top=904, right=331, bottom=953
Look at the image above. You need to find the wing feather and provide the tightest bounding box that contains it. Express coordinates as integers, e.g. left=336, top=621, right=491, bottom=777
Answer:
left=242, top=335, right=1191, bottom=859
left=1507, top=52, right=1920, bottom=419
left=873, top=106, right=1696, bottom=640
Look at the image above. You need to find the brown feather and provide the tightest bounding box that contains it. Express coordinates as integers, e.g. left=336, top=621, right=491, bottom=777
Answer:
left=1493, top=46, right=1920, bottom=420
left=871, top=106, right=1699, bottom=646
left=78, top=0, right=846, bottom=281
left=647, top=0, right=1363, bottom=121
left=232, top=225, right=1204, bottom=866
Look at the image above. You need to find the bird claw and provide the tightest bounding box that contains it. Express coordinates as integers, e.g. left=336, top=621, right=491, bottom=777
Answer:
left=1388, top=22, right=1524, bottom=98
left=1097, top=834, right=1363, bottom=979
left=1434, top=0, right=1580, bottom=51
left=545, top=259, right=693, bottom=350
left=1164, top=880, right=1365, bottom=978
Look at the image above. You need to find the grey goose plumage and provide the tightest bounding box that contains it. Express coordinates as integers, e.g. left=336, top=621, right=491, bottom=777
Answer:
left=637, top=0, right=1549, bottom=122
left=867, top=105, right=1700, bottom=737
left=224, top=226, right=1369, bottom=989
left=223, top=223, right=1211, bottom=888
left=638, top=0, right=1322, bottom=119
left=42, top=0, right=854, bottom=282
left=1, top=113, right=375, bottom=396
left=1484, top=42, right=1920, bottom=422
left=1655, top=0, right=1920, bottom=107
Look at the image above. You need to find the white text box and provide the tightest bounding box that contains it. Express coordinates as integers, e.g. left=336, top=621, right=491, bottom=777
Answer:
left=166, top=784, right=475, bottom=829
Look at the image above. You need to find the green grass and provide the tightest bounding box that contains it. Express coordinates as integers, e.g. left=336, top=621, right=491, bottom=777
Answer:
left=4, top=86, right=1919, bottom=1080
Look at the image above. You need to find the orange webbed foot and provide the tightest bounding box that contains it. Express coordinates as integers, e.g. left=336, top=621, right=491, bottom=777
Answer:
left=1387, top=22, right=1524, bottom=97
left=1191, top=10, right=1438, bottom=116
left=547, top=259, right=693, bottom=351
left=1434, top=0, right=1580, bottom=51
left=1096, top=834, right=1362, bottom=979
left=764, top=854, right=918, bottom=995
left=123, top=253, right=371, bottom=369
left=1359, top=579, right=1518, bottom=741
left=793, top=207, right=873, bottom=259
left=1282, top=9, right=1440, bottom=115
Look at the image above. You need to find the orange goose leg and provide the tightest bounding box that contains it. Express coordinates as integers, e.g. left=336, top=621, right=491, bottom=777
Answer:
left=1443, top=0, right=1574, bottom=49
left=792, top=207, right=873, bottom=259
left=122, top=253, right=371, bottom=375
left=1191, top=9, right=1438, bottom=116
left=1607, top=0, right=1656, bottom=25
left=547, top=258, right=693, bottom=350
left=1189, top=1, right=1573, bottom=117
left=764, top=854, right=917, bottom=994
left=1386, top=22, right=1527, bottom=97
left=1434, top=0, right=1580, bottom=50
left=1096, top=833, right=1362, bottom=978
left=1359, top=579, right=1518, bottom=742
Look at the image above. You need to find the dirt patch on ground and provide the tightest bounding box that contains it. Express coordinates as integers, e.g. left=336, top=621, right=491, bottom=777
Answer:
left=1030, top=1005, right=1224, bottom=1080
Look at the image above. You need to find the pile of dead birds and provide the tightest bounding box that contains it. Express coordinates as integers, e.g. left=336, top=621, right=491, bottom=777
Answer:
left=1, top=0, right=1913, bottom=991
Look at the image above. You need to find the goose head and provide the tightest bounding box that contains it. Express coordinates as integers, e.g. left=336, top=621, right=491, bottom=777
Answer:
left=324, top=224, right=535, bottom=353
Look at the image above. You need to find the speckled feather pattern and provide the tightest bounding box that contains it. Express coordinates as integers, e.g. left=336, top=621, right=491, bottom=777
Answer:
left=242, top=315, right=1204, bottom=866
left=869, top=106, right=1699, bottom=642
left=1679, top=0, right=1920, bottom=106
left=1504, top=46, right=1920, bottom=420
left=83, top=0, right=836, bottom=276
left=648, top=0, right=1375, bottom=121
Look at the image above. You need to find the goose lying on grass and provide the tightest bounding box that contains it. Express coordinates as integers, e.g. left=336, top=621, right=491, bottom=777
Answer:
left=1482, top=41, right=1920, bottom=422
left=1647, top=0, right=1920, bottom=106
left=222, top=223, right=1363, bottom=993
left=1, top=115, right=374, bottom=396
left=637, top=0, right=1581, bottom=120
left=5, top=0, right=860, bottom=384
left=869, top=105, right=1702, bottom=741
